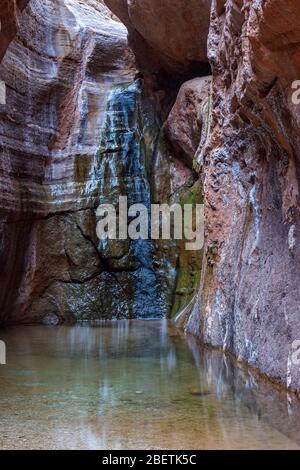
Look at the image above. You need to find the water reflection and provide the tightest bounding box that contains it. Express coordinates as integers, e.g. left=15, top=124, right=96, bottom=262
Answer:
left=0, top=321, right=299, bottom=449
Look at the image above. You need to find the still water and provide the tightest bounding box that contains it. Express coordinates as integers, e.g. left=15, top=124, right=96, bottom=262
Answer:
left=0, top=320, right=300, bottom=449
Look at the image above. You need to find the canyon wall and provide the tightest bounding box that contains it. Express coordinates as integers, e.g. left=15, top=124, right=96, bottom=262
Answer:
left=107, top=0, right=300, bottom=391
left=187, top=0, right=300, bottom=392
left=105, top=0, right=212, bottom=326
left=0, top=0, right=30, bottom=62
left=0, top=0, right=180, bottom=324
left=104, top=0, right=211, bottom=74
left=0, top=0, right=132, bottom=324
left=1, top=0, right=299, bottom=392
left=0, top=0, right=208, bottom=324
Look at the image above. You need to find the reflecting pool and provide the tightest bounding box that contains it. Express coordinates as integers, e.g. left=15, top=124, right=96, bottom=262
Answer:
left=0, top=320, right=299, bottom=449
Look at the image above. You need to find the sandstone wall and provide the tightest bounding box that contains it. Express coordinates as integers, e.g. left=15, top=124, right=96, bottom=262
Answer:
left=0, top=1, right=30, bottom=62
left=0, top=0, right=212, bottom=324
left=1, top=0, right=299, bottom=393
left=187, top=0, right=300, bottom=392
left=105, top=0, right=212, bottom=73
left=0, top=0, right=166, bottom=324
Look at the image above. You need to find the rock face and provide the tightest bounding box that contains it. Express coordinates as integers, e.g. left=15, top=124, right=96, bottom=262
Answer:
left=187, top=0, right=300, bottom=391
left=166, top=77, right=212, bottom=167
left=104, top=0, right=212, bottom=73
left=0, top=0, right=30, bottom=62
left=164, top=78, right=212, bottom=319
left=0, top=0, right=178, bottom=324
left=1, top=0, right=299, bottom=393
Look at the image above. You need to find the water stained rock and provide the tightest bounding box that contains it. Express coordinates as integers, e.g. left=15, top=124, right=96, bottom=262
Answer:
left=0, top=0, right=299, bottom=395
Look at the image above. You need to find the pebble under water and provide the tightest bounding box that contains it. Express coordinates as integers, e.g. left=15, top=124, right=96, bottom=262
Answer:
left=0, top=320, right=300, bottom=450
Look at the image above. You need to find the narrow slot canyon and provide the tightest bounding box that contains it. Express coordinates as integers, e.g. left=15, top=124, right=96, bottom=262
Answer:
left=0, top=0, right=299, bottom=451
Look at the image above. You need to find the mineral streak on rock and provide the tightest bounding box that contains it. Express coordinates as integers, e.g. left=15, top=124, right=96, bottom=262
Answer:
left=0, top=0, right=182, bottom=324
left=1, top=0, right=299, bottom=394
left=0, top=0, right=137, bottom=324
left=187, top=0, right=300, bottom=392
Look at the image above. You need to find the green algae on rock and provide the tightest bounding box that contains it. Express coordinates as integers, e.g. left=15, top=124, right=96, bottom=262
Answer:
left=170, top=179, right=203, bottom=319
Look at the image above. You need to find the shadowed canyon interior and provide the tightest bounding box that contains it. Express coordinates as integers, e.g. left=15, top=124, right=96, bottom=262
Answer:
left=0, top=0, right=299, bottom=400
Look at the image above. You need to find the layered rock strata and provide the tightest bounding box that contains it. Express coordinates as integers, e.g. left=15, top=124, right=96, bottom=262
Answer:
left=0, top=0, right=175, bottom=324
left=0, top=0, right=30, bottom=62
left=187, top=0, right=300, bottom=392
left=0, top=0, right=212, bottom=324
left=2, top=0, right=298, bottom=395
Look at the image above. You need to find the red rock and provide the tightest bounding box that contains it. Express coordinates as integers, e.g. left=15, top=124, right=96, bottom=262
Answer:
left=0, top=0, right=29, bottom=62
left=187, top=0, right=300, bottom=392
left=1, top=0, right=299, bottom=393
left=105, top=0, right=212, bottom=73
left=0, top=0, right=137, bottom=324
left=166, top=76, right=212, bottom=167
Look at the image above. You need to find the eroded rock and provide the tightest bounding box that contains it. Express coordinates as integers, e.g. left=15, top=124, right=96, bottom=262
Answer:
left=0, top=0, right=174, bottom=324
left=166, top=76, right=212, bottom=167
left=105, top=0, right=212, bottom=73
left=0, top=0, right=30, bottom=62
left=187, top=0, right=300, bottom=392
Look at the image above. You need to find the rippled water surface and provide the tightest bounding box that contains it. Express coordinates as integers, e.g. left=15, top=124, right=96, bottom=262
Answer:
left=0, top=320, right=300, bottom=449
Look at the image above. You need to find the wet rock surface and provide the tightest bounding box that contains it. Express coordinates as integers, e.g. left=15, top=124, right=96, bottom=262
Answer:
left=0, top=0, right=299, bottom=393
left=0, top=0, right=173, bottom=323
left=0, top=0, right=189, bottom=324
